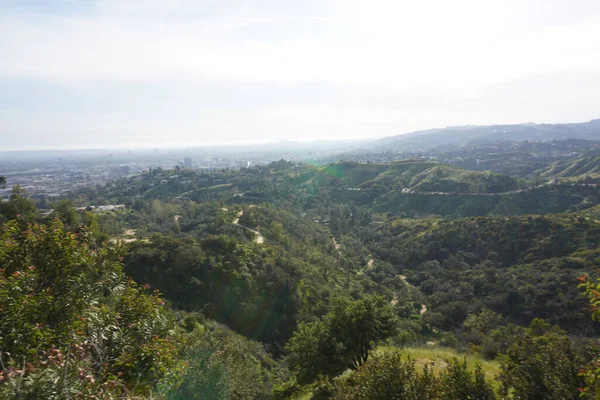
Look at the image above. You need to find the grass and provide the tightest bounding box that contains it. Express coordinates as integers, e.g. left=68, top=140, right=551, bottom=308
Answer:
left=377, top=345, right=502, bottom=395
left=391, top=346, right=499, bottom=378
left=292, top=345, right=504, bottom=400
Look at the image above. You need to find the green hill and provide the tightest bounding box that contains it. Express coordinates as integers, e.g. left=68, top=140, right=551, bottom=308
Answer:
left=312, top=160, right=519, bottom=194
left=358, top=213, right=600, bottom=333
left=369, top=184, right=600, bottom=218
left=533, top=154, right=600, bottom=182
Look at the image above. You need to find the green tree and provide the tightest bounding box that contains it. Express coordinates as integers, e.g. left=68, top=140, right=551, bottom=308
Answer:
left=286, top=296, right=397, bottom=383
left=332, top=351, right=494, bottom=400
left=0, top=185, right=37, bottom=221
left=0, top=176, right=6, bottom=189
left=463, top=309, right=503, bottom=335
left=169, top=321, right=276, bottom=400
left=51, top=199, right=79, bottom=228
left=577, top=275, right=600, bottom=397
left=0, top=220, right=183, bottom=398
left=440, top=358, right=495, bottom=400
left=332, top=351, right=436, bottom=400
left=498, top=318, right=584, bottom=400
left=327, top=295, right=398, bottom=368
left=284, top=320, right=342, bottom=384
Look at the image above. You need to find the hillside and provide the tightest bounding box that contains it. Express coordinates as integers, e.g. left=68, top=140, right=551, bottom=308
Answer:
left=122, top=203, right=383, bottom=347
left=371, top=119, right=600, bottom=152
left=312, top=160, right=519, bottom=194
left=367, top=184, right=600, bottom=218
left=355, top=213, right=600, bottom=333
left=3, top=158, right=600, bottom=398
left=533, top=154, right=600, bottom=182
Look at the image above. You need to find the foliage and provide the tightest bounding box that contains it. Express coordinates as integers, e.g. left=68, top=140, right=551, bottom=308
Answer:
left=332, top=350, right=495, bottom=400
left=498, top=319, right=585, bottom=399
left=168, top=320, right=278, bottom=400
left=123, top=203, right=377, bottom=348
left=463, top=309, right=503, bottom=335
left=0, top=220, right=182, bottom=398
left=312, top=160, right=519, bottom=194
left=286, top=296, right=397, bottom=383
left=22, top=160, right=600, bottom=397
left=0, top=185, right=37, bottom=222
left=533, top=154, right=600, bottom=182
left=577, top=275, right=600, bottom=398
left=50, top=199, right=79, bottom=230
left=358, top=214, right=600, bottom=333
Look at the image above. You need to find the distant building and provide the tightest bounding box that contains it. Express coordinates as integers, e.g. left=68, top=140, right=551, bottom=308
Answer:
left=120, top=165, right=130, bottom=175
left=184, top=157, right=193, bottom=169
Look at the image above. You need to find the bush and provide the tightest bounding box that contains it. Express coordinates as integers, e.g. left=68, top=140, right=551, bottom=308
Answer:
left=0, top=220, right=183, bottom=398
left=498, top=319, right=584, bottom=399
left=332, top=350, right=495, bottom=400
left=332, top=351, right=434, bottom=400
left=168, top=322, right=277, bottom=400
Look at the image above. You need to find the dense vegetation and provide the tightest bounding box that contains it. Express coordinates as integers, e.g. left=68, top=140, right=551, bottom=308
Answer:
left=311, top=160, right=520, bottom=194
left=533, top=154, right=600, bottom=182
left=355, top=214, right=600, bottom=333
left=2, top=156, right=600, bottom=399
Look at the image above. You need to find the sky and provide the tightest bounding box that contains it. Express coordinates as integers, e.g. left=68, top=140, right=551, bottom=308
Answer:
left=1, top=0, right=600, bottom=150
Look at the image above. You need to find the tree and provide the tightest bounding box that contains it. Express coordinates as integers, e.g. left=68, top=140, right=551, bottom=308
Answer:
left=327, top=295, right=398, bottom=368
left=169, top=321, right=276, bottom=400
left=0, top=185, right=37, bottom=221
left=332, top=350, right=494, bottom=400
left=577, top=275, right=600, bottom=397
left=51, top=199, right=79, bottom=228
left=463, top=309, right=503, bottom=335
left=284, top=320, right=342, bottom=383
left=286, top=296, right=397, bottom=383
left=332, top=351, right=435, bottom=400
left=440, top=358, right=495, bottom=400
left=0, top=176, right=6, bottom=189
left=498, top=318, right=584, bottom=400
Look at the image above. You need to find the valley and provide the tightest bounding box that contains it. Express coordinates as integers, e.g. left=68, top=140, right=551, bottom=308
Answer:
left=3, top=132, right=600, bottom=399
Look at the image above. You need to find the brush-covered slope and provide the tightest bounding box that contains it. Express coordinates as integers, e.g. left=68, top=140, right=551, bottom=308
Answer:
left=533, top=154, right=600, bottom=181
left=312, top=160, right=519, bottom=194
left=358, top=213, right=600, bottom=333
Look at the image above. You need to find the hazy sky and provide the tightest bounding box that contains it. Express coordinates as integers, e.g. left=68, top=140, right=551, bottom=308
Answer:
left=1, top=0, right=600, bottom=150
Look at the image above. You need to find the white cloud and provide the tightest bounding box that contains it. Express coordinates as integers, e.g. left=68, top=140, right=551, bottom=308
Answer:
left=1, top=0, right=600, bottom=148
left=2, top=0, right=598, bottom=87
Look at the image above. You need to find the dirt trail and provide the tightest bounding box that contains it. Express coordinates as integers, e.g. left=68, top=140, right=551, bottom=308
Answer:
left=397, top=275, right=427, bottom=315
left=233, top=207, right=264, bottom=244
left=109, top=229, right=150, bottom=244
left=233, top=210, right=243, bottom=225
left=331, top=237, right=342, bottom=256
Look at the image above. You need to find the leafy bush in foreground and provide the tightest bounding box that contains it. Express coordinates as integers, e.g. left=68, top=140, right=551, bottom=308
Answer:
left=0, top=220, right=183, bottom=398
left=332, top=350, right=494, bottom=400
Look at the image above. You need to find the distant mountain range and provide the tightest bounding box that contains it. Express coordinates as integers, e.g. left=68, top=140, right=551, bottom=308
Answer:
left=370, top=119, right=600, bottom=151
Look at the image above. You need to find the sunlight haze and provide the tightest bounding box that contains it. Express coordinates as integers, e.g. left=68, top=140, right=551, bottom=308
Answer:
left=1, top=0, right=600, bottom=149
